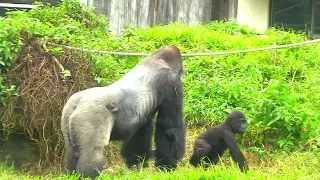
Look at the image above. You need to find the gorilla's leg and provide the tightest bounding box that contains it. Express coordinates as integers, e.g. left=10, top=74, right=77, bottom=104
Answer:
left=61, top=94, right=83, bottom=172
left=76, top=147, right=106, bottom=179
left=75, top=126, right=112, bottom=179
left=154, top=121, right=186, bottom=171
left=69, top=107, right=114, bottom=179
left=121, top=117, right=154, bottom=169
left=189, top=139, right=212, bottom=168
left=64, top=145, right=79, bottom=172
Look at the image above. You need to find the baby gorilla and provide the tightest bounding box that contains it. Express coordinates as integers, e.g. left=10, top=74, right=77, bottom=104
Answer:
left=189, top=110, right=249, bottom=172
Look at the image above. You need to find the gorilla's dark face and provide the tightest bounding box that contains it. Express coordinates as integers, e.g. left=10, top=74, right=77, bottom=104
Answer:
left=233, top=117, right=247, bottom=134
left=227, top=111, right=247, bottom=134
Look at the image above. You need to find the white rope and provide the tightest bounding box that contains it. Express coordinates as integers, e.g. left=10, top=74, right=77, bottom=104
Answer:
left=47, top=38, right=320, bottom=57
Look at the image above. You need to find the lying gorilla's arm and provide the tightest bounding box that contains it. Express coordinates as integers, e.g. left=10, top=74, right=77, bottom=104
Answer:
left=223, top=131, right=248, bottom=172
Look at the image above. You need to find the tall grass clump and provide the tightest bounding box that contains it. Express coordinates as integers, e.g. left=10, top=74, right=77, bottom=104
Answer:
left=0, top=0, right=319, bottom=168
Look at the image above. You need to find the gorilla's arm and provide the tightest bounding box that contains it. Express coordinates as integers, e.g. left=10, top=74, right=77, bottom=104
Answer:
left=154, top=68, right=186, bottom=170
left=223, top=131, right=248, bottom=172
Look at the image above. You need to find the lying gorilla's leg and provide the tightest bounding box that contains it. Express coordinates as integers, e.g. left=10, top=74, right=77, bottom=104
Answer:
left=121, top=117, right=155, bottom=168
left=76, top=146, right=106, bottom=179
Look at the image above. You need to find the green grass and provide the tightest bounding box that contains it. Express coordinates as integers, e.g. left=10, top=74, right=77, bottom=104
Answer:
left=0, top=0, right=320, bottom=172
left=1, top=151, right=319, bottom=180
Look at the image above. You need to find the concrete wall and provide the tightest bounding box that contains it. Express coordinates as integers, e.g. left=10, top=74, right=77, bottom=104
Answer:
left=220, top=0, right=238, bottom=21
left=84, top=0, right=236, bottom=34
left=5, top=0, right=272, bottom=34
left=92, top=0, right=154, bottom=34
left=237, top=0, right=270, bottom=33
left=154, top=0, right=213, bottom=25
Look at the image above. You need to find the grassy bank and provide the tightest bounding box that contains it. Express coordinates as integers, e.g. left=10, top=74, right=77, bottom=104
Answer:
left=1, top=151, right=319, bottom=180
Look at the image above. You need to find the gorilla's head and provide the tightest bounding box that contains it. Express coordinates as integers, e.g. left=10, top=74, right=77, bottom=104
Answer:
left=226, top=110, right=247, bottom=134
left=151, top=45, right=185, bottom=79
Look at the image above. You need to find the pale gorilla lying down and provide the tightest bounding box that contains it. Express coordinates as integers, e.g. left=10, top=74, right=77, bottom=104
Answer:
left=61, top=45, right=186, bottom=179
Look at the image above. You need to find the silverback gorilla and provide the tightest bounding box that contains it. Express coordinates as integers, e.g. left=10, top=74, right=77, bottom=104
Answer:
left=61, top=45, right=186, bottom=179
left=189, top=110, right=249, bottom=172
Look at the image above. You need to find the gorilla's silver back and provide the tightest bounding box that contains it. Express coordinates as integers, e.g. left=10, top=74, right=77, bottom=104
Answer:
left=62, top=56, right=171, bottom=143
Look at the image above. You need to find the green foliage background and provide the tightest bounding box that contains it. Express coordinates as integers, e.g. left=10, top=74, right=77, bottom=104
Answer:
left=0, top=0, right=319, bottom=153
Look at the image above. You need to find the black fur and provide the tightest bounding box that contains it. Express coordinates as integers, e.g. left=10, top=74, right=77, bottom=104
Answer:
left=120, top=116, right=155, bottom=169
left=61, top=45, right=186, bottom=179
left=189, top=110, right=249, bottom=172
